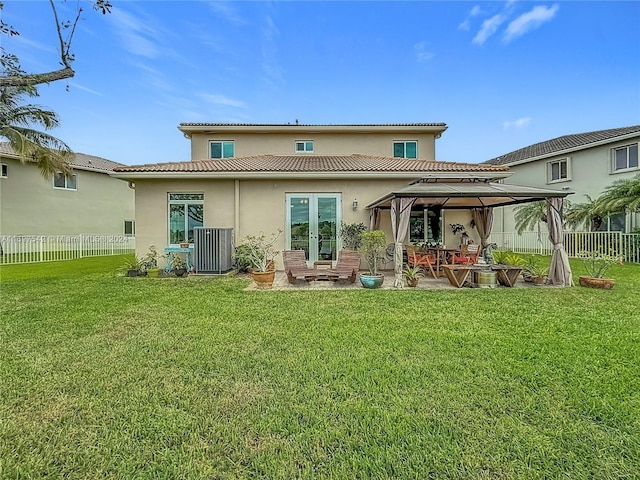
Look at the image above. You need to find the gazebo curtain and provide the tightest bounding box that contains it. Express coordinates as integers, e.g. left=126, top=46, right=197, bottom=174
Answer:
left=471, top=207, right=494, bottom=249
left=369, top=208, right=381, bottom=231
left=391, top=198, right=416, bottom=288
left=546, top=197, right=573, bottom=286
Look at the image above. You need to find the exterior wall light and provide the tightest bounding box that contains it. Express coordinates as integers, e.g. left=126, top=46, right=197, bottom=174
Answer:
left=352, top=199, right=358, bottom=211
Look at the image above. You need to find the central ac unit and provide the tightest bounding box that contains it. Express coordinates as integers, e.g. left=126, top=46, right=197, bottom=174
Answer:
left=193, top=227, right=233, bottom=274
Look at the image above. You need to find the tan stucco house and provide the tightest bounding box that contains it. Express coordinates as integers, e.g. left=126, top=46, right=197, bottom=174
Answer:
left=113, top=122, right=573, bottom=271
left=484, top=126, right=640, bottom=233
left=0, top=143, right=135, bottom=236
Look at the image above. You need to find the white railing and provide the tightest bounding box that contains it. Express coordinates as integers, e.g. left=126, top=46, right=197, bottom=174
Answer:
left=488, top=231, right=640, bottom=264
left=0, top=234, right=136, bottom=265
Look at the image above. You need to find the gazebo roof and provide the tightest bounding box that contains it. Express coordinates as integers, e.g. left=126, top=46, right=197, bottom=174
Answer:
left=367, top=177, right=573, bottom=210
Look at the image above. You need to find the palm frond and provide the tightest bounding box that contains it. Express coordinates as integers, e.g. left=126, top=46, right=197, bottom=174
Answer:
left=598, top=174, right=640, bottom=213
left=0, top=85, right=72, bottom=177
left=513, top=201, right=547, bottom=234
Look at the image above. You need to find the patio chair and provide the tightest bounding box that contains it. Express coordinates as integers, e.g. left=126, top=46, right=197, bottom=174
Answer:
left=283, top=250, right=318, bottom=284
left=326, top=250, right=361, bottom=283
left=405, top=245, right=437, bottom=279
left=452, top=244, right=481, bottom=265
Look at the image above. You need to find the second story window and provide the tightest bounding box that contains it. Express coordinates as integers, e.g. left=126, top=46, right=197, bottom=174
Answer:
left=53, top=172, right=77, bottom=190
left=612, top=143, right=638, bottom=172
left=1, top=163, right=7, bottom=178
left=295, top=141, right=314, bottom=153
left=547, top=158, right=570, bottom=183
left=210, top=141, right=234, bottom=159
left=393, top=141, right=417, bottom=159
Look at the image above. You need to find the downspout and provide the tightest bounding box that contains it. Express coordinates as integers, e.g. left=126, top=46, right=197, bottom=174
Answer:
left=234, top=179, right=240, bottom=238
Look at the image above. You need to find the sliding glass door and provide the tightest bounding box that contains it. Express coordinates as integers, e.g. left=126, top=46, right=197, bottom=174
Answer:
left=286, top=194, right=341, bottom=264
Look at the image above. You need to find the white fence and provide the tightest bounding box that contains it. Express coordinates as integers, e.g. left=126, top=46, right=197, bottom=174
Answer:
left=488, top=231, right=640, bottom=264
left=0, top=234, right=136, bottom=265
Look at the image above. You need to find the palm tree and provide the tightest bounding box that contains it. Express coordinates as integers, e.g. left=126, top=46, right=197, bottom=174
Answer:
left=0, top=85, right=71, bottom=177
left=564, top=195, right=605, bottom=231
left=597, top=174, right=640, bottom=214
left=513, top=200, right=547, bottom=235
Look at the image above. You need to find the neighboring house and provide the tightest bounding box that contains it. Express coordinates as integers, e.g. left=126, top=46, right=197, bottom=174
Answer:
left=0, top=143, right=135, bottom=236
left=112, top=123, right=563, bottom=269
left=484, top=126, right=640, bottom=233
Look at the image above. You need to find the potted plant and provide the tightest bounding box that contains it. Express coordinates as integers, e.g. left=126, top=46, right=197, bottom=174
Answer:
left=450, top=223, right=471, bottom=246
left=239, top=230, right=282, bottom=289
left=142, top=245, right=161, bottom=278
left=403, top=265, right=423, bottom=287
left=339, top=221, right=367, bottom=251
left=577, top=250, right=623, bottom=289
left=523, top=255, right=548, bottom=285
left=171, top=254, right=188, bottom=277
left=358, top=230, right=387, bottom=288
left=120, top=254, right=143, bottom=277
left=232, top=243, right=253, bottom=273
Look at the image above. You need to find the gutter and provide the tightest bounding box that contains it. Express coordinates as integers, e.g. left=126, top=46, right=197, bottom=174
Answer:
left=110, top=171, right=512, bottom=181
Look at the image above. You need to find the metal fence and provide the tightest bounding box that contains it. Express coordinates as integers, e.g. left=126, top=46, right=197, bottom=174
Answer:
left=488, top=231, right=640, bottom=264
left=0, top=234, right=136, bottom=265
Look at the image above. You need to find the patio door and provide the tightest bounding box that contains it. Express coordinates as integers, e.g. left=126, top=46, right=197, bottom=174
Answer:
left=286, top=194, right=341, bottom=264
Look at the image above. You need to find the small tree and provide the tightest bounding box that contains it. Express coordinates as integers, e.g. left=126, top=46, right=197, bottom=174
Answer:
left=359, top=230, right=387, bottom=275
left=339, top=221, right=367, bottom=250
left=238, top=230, right=282, bottom=272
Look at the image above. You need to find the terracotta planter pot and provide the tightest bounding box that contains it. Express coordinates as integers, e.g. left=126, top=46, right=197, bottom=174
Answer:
left=532, top=276, right=546, bottom=286
left=405, top=277, right=419, bottom=287
left=579, top=276, right=615, bottom=289
left=252, top=270, right=276, bottom=289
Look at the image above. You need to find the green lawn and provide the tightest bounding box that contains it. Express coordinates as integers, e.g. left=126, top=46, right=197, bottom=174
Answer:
left=1, top=256, right=639, bottom=479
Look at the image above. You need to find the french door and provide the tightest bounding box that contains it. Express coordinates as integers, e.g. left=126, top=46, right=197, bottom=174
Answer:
left=286, top=194, right=341, bottom=264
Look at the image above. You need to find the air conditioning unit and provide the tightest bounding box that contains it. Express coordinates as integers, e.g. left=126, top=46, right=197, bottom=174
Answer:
left=193, top=227, right=233, bottom=274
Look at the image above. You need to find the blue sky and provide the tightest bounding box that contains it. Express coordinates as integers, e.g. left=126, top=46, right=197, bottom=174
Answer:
left=4, top=0, right=640, bottom=165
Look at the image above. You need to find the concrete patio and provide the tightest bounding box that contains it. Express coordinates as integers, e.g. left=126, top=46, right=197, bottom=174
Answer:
left=243, top=269, right=541, bottom=291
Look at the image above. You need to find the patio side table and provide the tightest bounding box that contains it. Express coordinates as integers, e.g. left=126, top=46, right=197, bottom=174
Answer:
left=163, top=246, right=194, bottom=273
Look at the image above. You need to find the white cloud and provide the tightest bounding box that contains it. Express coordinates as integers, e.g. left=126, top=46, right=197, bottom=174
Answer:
left=69, top=82, right=102, bottom=96
left=414, top=42, right=434, bottom=62
left=503, top=117, right=531, bottom=129
left=109, top=8, right=162, bottom=58
left=200, top=94, right=246, bottom=109
left=208, top=1, right=246, bottom=26
left=458, top=5, right=482, bottom=31
left=472, top=13, right=507, bottom=45
left=261, top=14, right=284, bottom=84
left=504, top=4, right=559, bottom=43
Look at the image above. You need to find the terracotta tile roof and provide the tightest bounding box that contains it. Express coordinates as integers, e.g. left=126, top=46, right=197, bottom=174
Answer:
left=484, top=125, right=640, bottom=166
left=0, top=142, right=124, bottom=172
left=113, top=154, right=509, bottom=174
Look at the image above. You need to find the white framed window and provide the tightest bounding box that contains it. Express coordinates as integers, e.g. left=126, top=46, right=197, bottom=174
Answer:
left=168, top=193, right=204, bottom=244
left=547, top=157, right=570, bottom=183
left=210, top=141, right=234, bottom=159
left=1, top=163, right=7, bottom=178
left=124, top=220, right=135, bottom=236
left=53, top=172, right=77, bottom=190
left=612, top=143, right=639, bottom=172
left=393, top=141, right=417, bottom=159
left=295, top=141, right=314, bottom=153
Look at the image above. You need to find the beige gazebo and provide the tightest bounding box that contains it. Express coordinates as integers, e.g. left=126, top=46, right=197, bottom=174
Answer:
left=367, top=177, right=574, bottom=288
